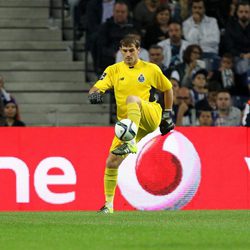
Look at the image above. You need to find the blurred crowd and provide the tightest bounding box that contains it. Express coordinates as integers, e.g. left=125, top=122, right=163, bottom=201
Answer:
left=78, top=0, right=250, bottom=126
left=1, top=0, right=249, bottom=127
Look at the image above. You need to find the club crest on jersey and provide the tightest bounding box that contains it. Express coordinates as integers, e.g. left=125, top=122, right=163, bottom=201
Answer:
left=138, top=74, right=145, bottom=83
left=99, top=72, right=107, bottom=80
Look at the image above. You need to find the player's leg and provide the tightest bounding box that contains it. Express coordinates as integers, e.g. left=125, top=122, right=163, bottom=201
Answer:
left=112, top=95, right=141, bottom=155
left=137, top=100, right=162, bottom=139
left=99, top=137, right=124, bottom=214
left=112, top=97, right=162, bottom=155
left=126, top=95, right=142, bottom=129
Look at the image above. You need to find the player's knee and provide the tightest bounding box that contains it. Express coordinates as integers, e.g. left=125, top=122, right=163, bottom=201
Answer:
left=126, top=95, right=141, bottom=106
left=106, top=154, right=123, bottom=168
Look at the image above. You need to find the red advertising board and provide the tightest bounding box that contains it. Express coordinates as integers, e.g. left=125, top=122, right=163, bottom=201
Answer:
left=0, top=127, right=249, bottom=211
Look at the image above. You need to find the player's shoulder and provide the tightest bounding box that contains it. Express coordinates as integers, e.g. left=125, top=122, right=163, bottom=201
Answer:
left=103, top=62, right=124, bottom=75
left=107, top=61, right=125, bottom=71
left=113, top=61, right=125, bottom=68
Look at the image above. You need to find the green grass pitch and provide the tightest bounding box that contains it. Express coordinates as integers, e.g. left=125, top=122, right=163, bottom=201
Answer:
left=0, top=210, right=249, bottom=250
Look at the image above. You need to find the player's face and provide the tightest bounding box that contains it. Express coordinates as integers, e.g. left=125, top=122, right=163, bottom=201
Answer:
left=120, top=45, right=140, bottom=66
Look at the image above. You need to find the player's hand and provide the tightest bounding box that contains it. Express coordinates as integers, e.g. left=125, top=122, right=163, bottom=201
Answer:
left=160, top=110, right=175, bottom=135
left=88, top=92, right=103, bottom=104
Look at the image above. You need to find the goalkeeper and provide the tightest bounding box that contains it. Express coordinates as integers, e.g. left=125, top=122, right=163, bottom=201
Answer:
left=88, top=36, right=174, bottom=214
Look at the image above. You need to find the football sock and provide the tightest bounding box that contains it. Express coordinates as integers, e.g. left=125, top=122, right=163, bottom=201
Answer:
left=127, top=102, right=141, bottom=130
left=104, top=167, right=118, bottom=207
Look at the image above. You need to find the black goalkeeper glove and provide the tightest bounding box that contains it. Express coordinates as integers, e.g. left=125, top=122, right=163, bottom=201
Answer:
left=160, top=109, right=175, bottom=135
left=88, top=92, right=103, bottom=104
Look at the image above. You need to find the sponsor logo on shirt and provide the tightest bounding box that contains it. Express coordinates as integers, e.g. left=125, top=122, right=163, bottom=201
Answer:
left=99, top=72, right=107, bottom=80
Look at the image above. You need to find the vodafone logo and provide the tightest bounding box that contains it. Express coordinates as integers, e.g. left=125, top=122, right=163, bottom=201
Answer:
left=0, top=157, right=76, bottom=204
left=118, top=130, right=201, bottom=210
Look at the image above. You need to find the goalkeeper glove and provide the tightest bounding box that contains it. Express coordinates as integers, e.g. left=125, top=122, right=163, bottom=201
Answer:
left=88, top=92, right=103, bottom=104
left=160, top=109, right=175, bottom=135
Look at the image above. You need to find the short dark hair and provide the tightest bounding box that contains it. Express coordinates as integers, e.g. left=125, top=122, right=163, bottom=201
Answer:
left=119, top=36, right=140, bottom=48
left=222, top=52, right=233, bottom=61
left=197, top=109, right=213, bottom=117
left=149, top=44, right=163, bottom=51
left=192, top=0, right=205, bottom=5
left=217, top=89, right=231, bottom=96
left=153, top=4, right=171, bottom=24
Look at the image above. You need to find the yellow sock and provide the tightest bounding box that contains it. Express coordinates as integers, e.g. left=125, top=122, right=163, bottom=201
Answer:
left=104, top=168, right=118, bottom=206
left=127, top=102, right=141, bottom=129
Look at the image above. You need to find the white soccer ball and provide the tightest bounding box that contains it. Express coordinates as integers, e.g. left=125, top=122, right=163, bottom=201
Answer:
left=115, top=119, right=138, bottom=141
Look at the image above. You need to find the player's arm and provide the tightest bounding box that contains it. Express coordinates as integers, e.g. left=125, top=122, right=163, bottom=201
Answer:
left=88, top=67, right=113, bottom=104
left=163, top=88, right=173, bottom=112
left=153, top=64, right=175, bottom=135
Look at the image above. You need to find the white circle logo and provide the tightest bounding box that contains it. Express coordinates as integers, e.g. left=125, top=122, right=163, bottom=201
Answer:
left=118, top=129, right=201, bottom=210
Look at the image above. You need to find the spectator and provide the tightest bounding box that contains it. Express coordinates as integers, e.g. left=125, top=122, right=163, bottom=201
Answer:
left=67, top=0, right=87, bottom=39
left=190, top=68, right=208, bottom=104
left=169, top=70, right=180, bottom=105
left=173, top=44, right=205, bottom=88
left=179, top=0, right=190, bottom=21
left=133, top=0, right=161, bottom=34
left=223, top=1, right=250, bottom=90
left=86, top=0, right=116, bottom=73
left=148, top=44, right=169, bottom=76
left=214, top=90, right=242, bottom=126
left=197, top=109, right=214, bottom=126
left=148, top=44, right=169, bottom=108
left=96, top=1, right=138, bottom=74
left=195, top=80, right=220, bottom=118
left=2, top=98, right=25, bottom=127
left=158, top=21, right=189, bottom=68
left=174, top=86, right=196, bottom=126
left=148, top=44, right=180, bottom=109
left=0, top=75, right=11, bottom=103
left=204, top=0, right=232, bottom=30
left=116, top=31, right=149, bottom=62
left=195, top=82, right=221, bottom=121
left=0, top=96, right=4, bottom=126
left=229, top=0, right=239, bottom=17
left=242, top=99, right=250, bottom=126
left=144, top=4, right=171, bottom=49
left=209, top=53, right=236, bottom=95
left=126, top=0, right=141, bottom=10
left=182, top=0, right=220, bottom=64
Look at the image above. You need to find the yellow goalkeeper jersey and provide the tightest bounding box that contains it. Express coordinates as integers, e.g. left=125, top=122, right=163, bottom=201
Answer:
left=94, top=59, right=172, bottom=120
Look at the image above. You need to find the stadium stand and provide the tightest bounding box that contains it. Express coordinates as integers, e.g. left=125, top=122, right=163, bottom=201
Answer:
left=0, top=0, right=110, bottom=126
